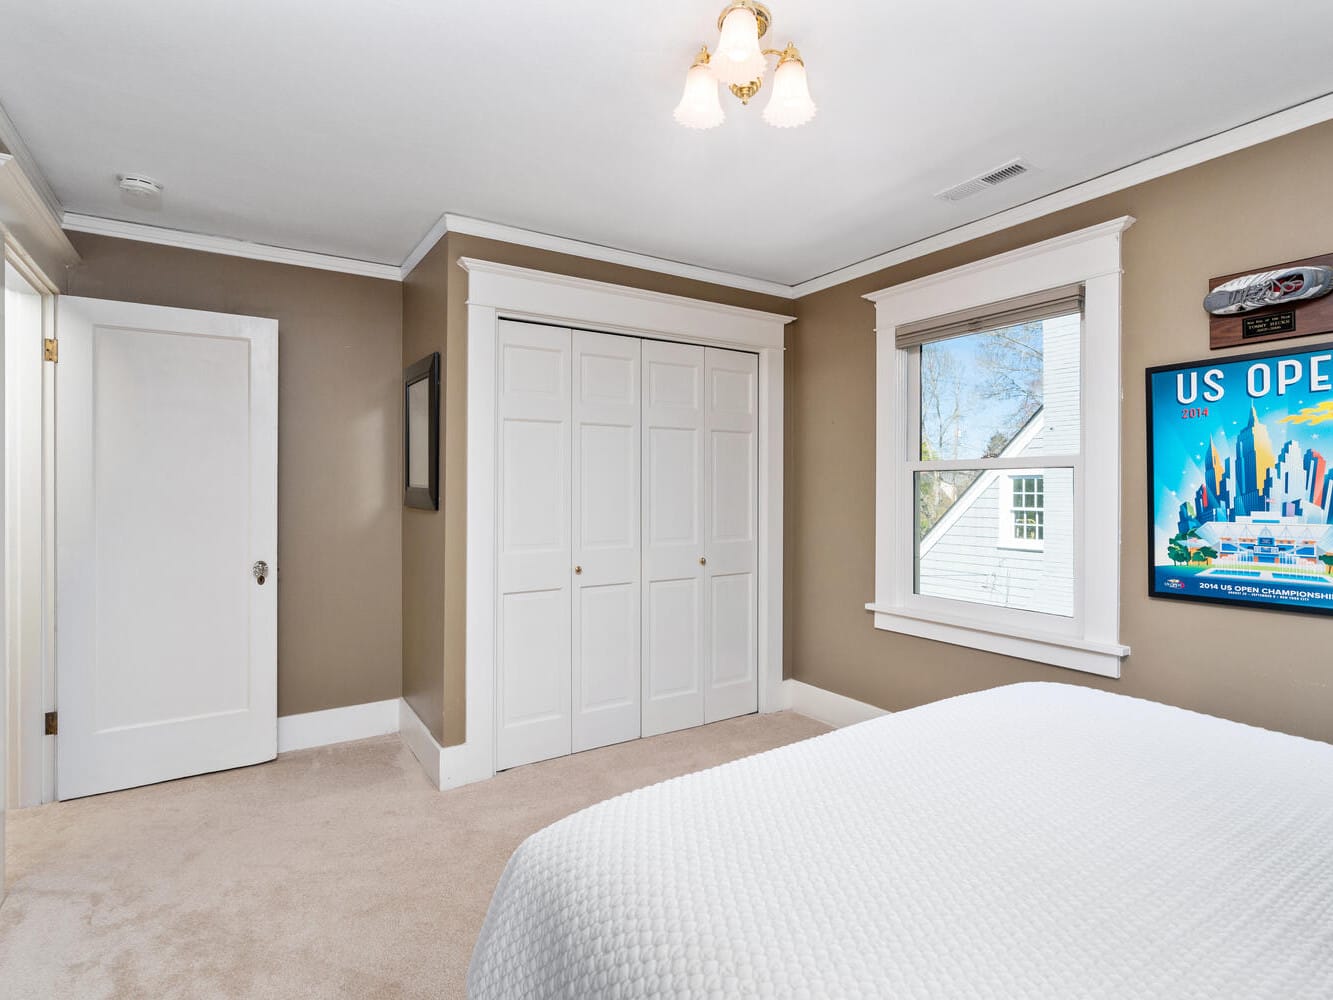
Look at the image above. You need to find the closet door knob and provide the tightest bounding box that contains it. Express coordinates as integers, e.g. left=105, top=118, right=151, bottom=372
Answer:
left=699, top=557, right=707, bottom=566
left=574, top=565, right=583, bottom=575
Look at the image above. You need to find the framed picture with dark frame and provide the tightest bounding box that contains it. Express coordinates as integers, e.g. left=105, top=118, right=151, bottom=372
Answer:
left=403, top=352, right=440, bottom=510
left=1146, top=340, right=1333, bottom=614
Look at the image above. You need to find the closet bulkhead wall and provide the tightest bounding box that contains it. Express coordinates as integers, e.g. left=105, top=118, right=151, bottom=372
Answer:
left=495, top=319, right=759, bottom=770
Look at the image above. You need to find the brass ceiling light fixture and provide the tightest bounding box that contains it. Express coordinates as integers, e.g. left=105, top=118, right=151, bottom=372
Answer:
left=673, top=1, right=817, bottom=130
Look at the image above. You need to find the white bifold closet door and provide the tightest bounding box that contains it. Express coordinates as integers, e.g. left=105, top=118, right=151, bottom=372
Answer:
left=571, top=330, right=641, bottom=753
left=497, top=323, right=757, bottom=770
left=496, top=321, right=574, bottom=770
left=701, top=347, right=760, bottom=724
left=642, top=342, right=758, bottom=737
left=496, top=322, right=643, bottom=769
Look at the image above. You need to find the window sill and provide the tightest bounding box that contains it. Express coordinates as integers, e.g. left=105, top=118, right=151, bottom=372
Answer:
left=864, top=602, right=1129, bottom=679
left=995, top=541, right=1045, bottom=553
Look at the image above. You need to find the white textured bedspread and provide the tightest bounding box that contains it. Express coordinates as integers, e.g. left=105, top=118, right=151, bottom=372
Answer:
left=468, top=683, right=1333, bottom=999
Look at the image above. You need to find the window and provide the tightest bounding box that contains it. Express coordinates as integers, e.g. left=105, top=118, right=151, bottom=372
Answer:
left=865, top=218, right=1133, bottom=678
left=1006, top=475, right=1045, bottom=547
left=912, top=306, right=1077, bottom=616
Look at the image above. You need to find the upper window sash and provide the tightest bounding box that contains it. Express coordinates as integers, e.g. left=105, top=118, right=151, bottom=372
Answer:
left=903, top=345, right=1081, bottom=473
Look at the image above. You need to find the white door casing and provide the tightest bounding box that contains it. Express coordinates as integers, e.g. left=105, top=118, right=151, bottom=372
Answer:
left=571, top=329, right=641, bottom=753
left=641, top=340, right=707, bottom=737
left=0, top=249, right=7, bottom=886
left=5, top=261, right=44, bottom=809
left=495, top=321, right=573, bottom=770
left=704, top=348, right=759, bottom=724
left=55, top=297, right=277, bottom=800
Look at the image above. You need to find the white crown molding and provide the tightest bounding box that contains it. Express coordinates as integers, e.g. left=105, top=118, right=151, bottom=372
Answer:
left=794, top=92, right=1333, bottom=297
left=17, top=90, right=1328, bottom=296
left=61, top=213, right=402, bottom=281
left=0, top=154, right=80, bottom=290
left=400, top=213, right=450, bottom=279
left=444, top=213, right=795, bottom=298
left=0, top=101, right=63, bottom=224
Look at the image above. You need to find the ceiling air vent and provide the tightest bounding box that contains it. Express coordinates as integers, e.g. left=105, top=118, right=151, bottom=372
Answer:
left=936, top=159, right=1032, bottom=203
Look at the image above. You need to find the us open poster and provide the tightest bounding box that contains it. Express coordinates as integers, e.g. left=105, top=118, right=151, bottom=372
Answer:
left=1147, top=342, right=1333, bottom=613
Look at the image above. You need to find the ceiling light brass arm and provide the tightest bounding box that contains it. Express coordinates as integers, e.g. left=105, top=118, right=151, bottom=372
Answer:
left=762, top=43, right=804, bottom=66
left=725, top=42, right=803, bottom=102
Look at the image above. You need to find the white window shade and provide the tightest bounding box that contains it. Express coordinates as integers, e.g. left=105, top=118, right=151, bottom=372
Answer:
left=895, top=284, right=1084, bottom=349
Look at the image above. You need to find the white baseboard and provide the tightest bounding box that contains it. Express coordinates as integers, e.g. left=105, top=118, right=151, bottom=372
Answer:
left=781, top=679, right=889, bottom=728
left=397, top=698, right=443, bottom=788
left=277, top=698, right=400, bottom=753
left=396, top=698, right=496, bottom=791
left=395, top=684, right=885, bottom=791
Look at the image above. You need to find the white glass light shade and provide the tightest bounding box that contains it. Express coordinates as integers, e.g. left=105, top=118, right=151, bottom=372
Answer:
left=673, top=63, right=725, bottom=129
left=709, top=7, right=768, bottom=86
left=762, top=58, right=816, bottom=128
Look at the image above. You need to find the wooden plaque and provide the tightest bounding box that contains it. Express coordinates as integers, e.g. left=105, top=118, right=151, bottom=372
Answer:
left=1208, top=252, right=1333, bottom=349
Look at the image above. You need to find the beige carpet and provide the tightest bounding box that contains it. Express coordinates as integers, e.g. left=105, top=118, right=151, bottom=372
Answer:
left=0, top=712, right=828, bottom=1000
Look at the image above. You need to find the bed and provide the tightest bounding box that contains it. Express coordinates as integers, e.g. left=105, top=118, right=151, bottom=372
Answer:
left=467, top=682, right=1333, bottom=999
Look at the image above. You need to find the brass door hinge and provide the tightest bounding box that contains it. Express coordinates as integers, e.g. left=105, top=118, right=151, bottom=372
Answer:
left=43, top=338, right=58, bottom=362
left=44, top=711, right=57, bottom=735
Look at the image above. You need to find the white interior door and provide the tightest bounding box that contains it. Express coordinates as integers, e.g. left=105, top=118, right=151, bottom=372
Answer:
left=641, top=340, right=706, bottom=737
left=571, top=330, right=641, bottom=753
left=704, top=348, right=759, bottom=723
left=496, top=321, right=572, bottom=770
left=55, top=297, right=277, bottom=800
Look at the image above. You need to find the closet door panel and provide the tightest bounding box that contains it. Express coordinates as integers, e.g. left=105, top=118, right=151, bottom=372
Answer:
left=704, top=348, right=759, bottom=724
left=572, top=331, right=641, bottom=753
left=496, top=321, right=573, bottom=770
left=641, top=340, right=707, bottom=737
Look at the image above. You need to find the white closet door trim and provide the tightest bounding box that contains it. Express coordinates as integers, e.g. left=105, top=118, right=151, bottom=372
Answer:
left=459, top=260, right=791, bottom=790
left=460, top=259, right=792, bottom=350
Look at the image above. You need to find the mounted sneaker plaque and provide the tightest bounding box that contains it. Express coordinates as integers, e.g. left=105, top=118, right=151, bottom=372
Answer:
left=1208, top=254, right=1333, bottom=349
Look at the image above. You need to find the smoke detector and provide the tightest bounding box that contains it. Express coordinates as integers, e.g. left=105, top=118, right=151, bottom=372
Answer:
left=117, top=174, right=164, bottom=199
left=935, top=158, right=1032, bottom=203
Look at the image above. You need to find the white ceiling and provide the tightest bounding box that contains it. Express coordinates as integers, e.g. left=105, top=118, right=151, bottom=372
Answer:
left=2, top=0, right=1332, bottom=286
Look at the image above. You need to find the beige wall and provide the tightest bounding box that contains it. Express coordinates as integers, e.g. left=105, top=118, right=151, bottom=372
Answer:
left=787, top=119, right=1333, bottom=743
left=401, top=238, right=449, bottom=736
left=401, top=232, right=790, bottom=744
left=67, top=232, right=404, bottom=717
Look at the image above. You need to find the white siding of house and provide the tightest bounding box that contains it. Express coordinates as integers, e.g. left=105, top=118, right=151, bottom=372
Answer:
left=917, top=313, right=1079, bottom=617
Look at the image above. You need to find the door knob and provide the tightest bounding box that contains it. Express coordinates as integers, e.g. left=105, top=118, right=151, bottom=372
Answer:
left=253, top=560, right=269, bottom=585
left=699, top=556, right=707, bottom=566
left=574, top=565, right=583, bottom=575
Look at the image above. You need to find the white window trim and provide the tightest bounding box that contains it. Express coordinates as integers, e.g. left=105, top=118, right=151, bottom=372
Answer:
left=997, top=473, right=1046, bottom=552
left=864, top=217, right=1134, bottom=678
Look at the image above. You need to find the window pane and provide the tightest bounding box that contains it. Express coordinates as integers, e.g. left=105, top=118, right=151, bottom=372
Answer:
left=917, top=469, right=983, bottom=537
left=918, top=312, right=1081, bottom=462
left=915, top=467, right=1073, bottom=617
